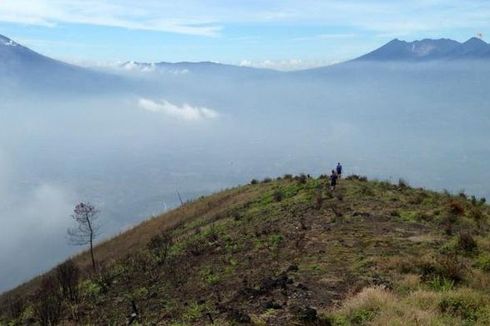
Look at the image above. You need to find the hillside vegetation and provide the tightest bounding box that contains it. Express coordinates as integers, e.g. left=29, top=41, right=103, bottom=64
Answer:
left=1, top=175, right=490, bottom=325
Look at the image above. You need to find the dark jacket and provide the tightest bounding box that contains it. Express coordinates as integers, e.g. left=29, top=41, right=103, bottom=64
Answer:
left=336, top=164, right=342, bottom=174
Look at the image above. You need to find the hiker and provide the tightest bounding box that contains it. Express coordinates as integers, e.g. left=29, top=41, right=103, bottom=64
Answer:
left=336, top=162, right=343, bottom=179
left=330, top=170, right=338, bottom=191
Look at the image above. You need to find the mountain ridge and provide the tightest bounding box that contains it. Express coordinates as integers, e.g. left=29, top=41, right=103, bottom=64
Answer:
left=354, top=37, right=490, bottom=62
left=1, top=175, right=489, bottom=324
left=118, top=60, right=282, bottom=77
left=3, top=34, right=490, bottom=79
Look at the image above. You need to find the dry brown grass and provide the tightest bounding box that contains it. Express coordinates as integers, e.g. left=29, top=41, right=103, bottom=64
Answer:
left=467, top=270, right=490, bottom=291
left=407, top=234, right=440, bottom=243
left=337, top=286, right=396, bottom=315
left=373, top=307, right=439, bottom=326
left=328, top=287, right=439, bottom=325
left=397, top=274, right=422, bottom=293
left=75, top=185, right=254, bottom=268
left=406, top=289, right=440, bottom=309
left=0, top=184, right=263, bottom=303
left=327, top=286, right=490, bottom=326
left=325, top=286, right=436, bottom=325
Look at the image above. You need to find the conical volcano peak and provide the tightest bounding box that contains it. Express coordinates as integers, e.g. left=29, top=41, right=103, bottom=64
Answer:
left=0, top=34, right=18, bottom=47
left=464, top=36, right=487, bottom=44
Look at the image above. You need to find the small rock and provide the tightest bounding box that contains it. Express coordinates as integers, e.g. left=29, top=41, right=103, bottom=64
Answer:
left=263, top=300, right=282, bottom=310
left=290, top=305, right=318, bottom=322
left=239, top=287, right=261, bottom=299
left=259, top=272, right=292, bottom=292
left=296, top=283, right=309, bottom=291
left=353, top=211, right=371, bottom=217
left=298, top=307, right=318, bottom=322
left=287, top=264, right=299, bottom=272
left=228, top=309, right=251, bottom=323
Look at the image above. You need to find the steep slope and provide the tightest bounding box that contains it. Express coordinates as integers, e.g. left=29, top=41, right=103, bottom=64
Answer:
left=1, top=175, right=489, bottom=325
left=0, top=34, right=125, bottom=94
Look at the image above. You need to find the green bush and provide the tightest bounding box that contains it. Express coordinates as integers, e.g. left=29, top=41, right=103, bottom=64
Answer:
left=437, top=253, right=466, bottom=283
left=399, top=211, right=419, bottom=222
left=359, top=184, right=374, bottom=196
left=80, top=279, right=102, bottom=301
left=283, top=174, right=293, bottom=180
left=20, top=305, right=34, bottom=325
left=419, top=253, right=465, bottom=284
left=325, top=314, right=348, bottom=326
left=182, top=302, right=207, bottom=322
left=147, top=232, right=173, bottom=265
left=326, top=307, right=379, bottom=325
left=295, top=174, right=307, bottom=184
left=200, top=266, right=221, bottom=285
left=350, top=308, right=378, bottom=324
left=475, top=254, right=490, bottom=272
left=439, top=290, right=486, bottom=322
left=345, top=175, right=368, bottom=182
left=272, top=190, right=284, bottom=202
left=469, top=207, right=486, bottom=227
left=428, top=275, right=455, bottom=292
left=268, top=234, right=284, bottom=249
left=130, top=287, right=149, bottom=301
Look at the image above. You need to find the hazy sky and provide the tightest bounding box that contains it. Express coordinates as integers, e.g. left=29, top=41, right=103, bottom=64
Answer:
left=0, top=1, right=489, bottom=69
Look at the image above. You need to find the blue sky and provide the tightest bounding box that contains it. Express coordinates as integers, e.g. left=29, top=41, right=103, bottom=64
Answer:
left=0, top=0, right=489, bottom=69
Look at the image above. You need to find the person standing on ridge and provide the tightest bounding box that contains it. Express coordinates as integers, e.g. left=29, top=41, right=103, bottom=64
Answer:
left=330, top=169, right=338, bottom=191
left=336, top=162, right=343, bottom=179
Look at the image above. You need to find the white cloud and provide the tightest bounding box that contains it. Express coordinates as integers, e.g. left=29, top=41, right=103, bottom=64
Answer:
left=3, top=1, right=490, bottom=38
left=138, top=98, right=219, bottom=121
left=0, top=0, right=221, bottom=36
left=0, top=148, right=76, bottom=291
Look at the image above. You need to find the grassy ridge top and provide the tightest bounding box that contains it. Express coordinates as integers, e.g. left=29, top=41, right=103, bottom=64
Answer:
left=1, top=175, right=490, bottom=325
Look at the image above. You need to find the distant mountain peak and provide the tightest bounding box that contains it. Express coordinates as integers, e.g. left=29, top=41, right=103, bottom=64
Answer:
left=464, top=37, right=487, bottom=45
left=459, top=37, right=489, bottom=50
left=389, top=38, right=403, bottom=43
left=355, top=38, right=459, bottom=61
left=355, top=37, right=490, bottom=62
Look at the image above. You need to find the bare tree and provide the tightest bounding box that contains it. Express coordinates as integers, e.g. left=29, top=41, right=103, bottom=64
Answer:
left=67, top=202, right=100, bottom=272
left=176, top=190, right=184, bottom=206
